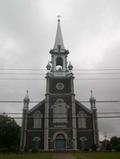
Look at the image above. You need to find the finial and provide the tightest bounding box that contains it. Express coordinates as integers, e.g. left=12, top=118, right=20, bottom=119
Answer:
left=46, top=61, right=51, bottom=71
left=25, top=90, right=29, bottom=100
left=24, top=89, right=30, bottom=103
left=90, top=89, right=93, bottom=98
left=68, top=61, right=73, bottom=71
left=57, top=15, right=61, bottom=22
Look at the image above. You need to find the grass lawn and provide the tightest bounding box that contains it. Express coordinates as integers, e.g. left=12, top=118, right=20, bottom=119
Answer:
left=0, top=152, right=120, bottom=159
left=0, top=153, right=54, bottom=159
left=73, top=152, right=120, bottom=159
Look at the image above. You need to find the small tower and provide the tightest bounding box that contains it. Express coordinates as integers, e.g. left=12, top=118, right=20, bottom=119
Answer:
left=20, top=90, right=30, bottom=151
left=89, top=90, right=99, bottom=147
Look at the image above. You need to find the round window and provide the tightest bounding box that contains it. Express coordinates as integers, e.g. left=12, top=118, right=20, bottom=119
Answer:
left=56, top=82, right=64, bottom=90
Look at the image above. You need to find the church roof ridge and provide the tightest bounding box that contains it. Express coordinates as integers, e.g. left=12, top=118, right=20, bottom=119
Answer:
left=53, top=17, right=65, bottom=50
left=75, top=100, right=92, bottom=114
left=28, top=99, right=45, bottom=114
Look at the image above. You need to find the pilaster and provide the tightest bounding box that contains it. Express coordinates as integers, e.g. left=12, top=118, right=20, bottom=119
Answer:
left=44, top=77, right=49, bottom=150
left=71, top=77, right=77, bottom=150
left=72, top=95, right=77, bottom=150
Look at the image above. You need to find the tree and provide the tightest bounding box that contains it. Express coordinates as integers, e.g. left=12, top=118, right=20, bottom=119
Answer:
left=101, top=139, right=112, bottom=151
left=110, top=136, right=120, bottom=147
left=110, top=136, right=120, bottom=151
left=0, top=114, right=20, bottom=151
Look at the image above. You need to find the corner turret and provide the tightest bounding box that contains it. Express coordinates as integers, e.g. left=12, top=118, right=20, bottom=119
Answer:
left=89, top=90, right=99, bottom=147
left=20, top=90, right=30, bottom=151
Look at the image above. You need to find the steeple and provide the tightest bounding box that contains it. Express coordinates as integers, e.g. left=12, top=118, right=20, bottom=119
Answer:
left=53, top=17, right=65, bottom=50
left=48, top=18, right=70, bottom=74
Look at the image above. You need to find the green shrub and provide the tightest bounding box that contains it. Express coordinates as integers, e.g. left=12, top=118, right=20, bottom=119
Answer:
left=114, top=144, right=120, bottom=152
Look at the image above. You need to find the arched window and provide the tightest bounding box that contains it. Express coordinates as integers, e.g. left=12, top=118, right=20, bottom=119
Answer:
left=33, top=111, right=42, bottom=128
left=77, top=111, right=87, bottom=128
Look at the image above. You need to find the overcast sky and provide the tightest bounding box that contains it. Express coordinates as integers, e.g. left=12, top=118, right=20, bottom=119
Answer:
left=0, top=0, right=120, bottom=140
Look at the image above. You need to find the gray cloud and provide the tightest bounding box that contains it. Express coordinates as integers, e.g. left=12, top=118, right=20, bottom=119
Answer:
left=0, top=0, right=120, bottom=139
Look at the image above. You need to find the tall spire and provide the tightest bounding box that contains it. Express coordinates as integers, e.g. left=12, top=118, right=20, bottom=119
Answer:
left=53, top=16, right=65, bottom=50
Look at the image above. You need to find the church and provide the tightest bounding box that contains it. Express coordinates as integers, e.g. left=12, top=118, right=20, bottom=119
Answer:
left=20, top=18, right=99, bottom=151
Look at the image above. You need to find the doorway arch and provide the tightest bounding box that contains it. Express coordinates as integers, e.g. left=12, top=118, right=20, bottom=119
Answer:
left=54, top=133, right=66, bottom=150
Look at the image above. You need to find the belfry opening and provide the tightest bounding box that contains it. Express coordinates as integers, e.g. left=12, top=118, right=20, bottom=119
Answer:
left=56, top=57, right=63, bottom=71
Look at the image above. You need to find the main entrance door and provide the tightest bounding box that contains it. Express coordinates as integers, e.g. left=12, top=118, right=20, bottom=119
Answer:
left=55, top=134, right=66, bottom=150
left=33, top=137, right=40, bottom=150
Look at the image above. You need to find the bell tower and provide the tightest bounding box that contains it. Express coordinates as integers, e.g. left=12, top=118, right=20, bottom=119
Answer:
left=47, top=18, right=70, bottom=74
left=44, top=18, right=77, bottom=150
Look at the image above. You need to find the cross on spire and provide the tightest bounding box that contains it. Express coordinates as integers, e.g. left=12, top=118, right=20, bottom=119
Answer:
left=57, top=15, right=61, bottom=22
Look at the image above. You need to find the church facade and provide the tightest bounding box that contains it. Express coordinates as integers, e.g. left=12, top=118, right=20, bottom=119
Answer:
left=20, top=19, right=99, bottom=151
